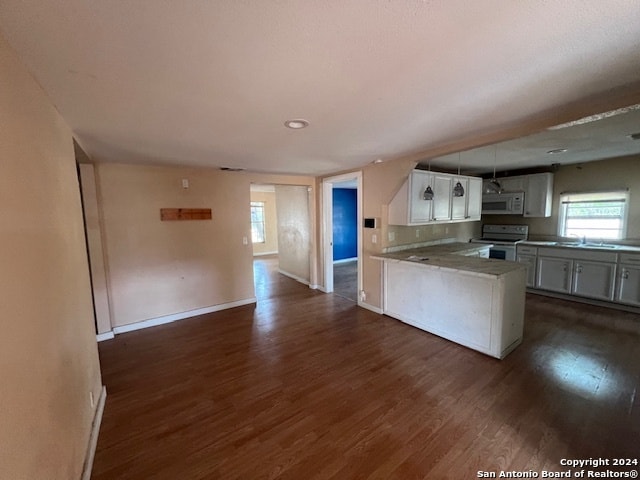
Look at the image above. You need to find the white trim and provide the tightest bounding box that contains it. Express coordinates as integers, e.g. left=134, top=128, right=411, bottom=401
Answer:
left=96, top=331, right=114, bottom=342
left=112, top=298, right=257, bottom=334
left=278, top=269, right=310, bottom=285
left=81, top=386, right=107, bottom=480
left=358, top=301, right=383, bottom=314
left=322, top=180, right=335, bottom=293
left=253, top=250, right=278, bottom=256
left=322, top=172, right=363, bottom=297
left=333, top=257, right=357, bottom=264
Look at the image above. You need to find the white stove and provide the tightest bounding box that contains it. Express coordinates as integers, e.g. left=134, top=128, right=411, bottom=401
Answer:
left=470, top=225, right=528, bottom=261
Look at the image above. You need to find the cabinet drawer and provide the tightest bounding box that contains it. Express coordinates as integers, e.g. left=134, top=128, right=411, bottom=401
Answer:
left=619, top=253, right=640, bottom=264
left=517, top=246, right=537, bottom=255
left=538, top=247, right=617, bottom=263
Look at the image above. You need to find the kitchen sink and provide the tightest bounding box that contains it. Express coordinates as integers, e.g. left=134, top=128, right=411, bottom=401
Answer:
left=577, top=243, right=620, bottom=249
left=531, top=241, right=621, bottom=249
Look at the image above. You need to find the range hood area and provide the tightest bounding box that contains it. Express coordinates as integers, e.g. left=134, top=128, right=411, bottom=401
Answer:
left=481, top=172, right=553, bottom=217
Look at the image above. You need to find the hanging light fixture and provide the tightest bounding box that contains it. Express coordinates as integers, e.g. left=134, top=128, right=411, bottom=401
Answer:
left=485, top=145, right=503, bottom=194
left=423, top=161, right=434, bottom=200
left=453, top=153, right=465, bottom=197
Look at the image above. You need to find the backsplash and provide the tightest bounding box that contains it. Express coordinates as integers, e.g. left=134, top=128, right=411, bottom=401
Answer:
left=384, top=221, right=481, bottom=249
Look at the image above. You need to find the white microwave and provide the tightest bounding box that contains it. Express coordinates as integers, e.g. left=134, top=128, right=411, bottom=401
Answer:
left=482, top=192, right=524, bottom=215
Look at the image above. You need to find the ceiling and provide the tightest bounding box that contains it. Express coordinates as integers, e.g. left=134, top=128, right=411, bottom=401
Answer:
left=1, top=1, right=639, bottom=176
left=424, top=106, right=640, bottom=175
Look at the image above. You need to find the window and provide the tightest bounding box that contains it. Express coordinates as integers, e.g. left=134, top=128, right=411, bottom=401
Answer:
left=558, top=190, right=629, bottom=240
left=250, top=201, right=266, bottom=243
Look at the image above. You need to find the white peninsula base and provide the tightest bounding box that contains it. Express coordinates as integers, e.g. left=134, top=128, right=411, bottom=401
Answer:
left=381, top=257, right=526, bottom=359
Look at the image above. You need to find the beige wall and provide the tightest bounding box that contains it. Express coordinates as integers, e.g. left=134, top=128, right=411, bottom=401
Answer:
left=483, top=156, right=640, bottom=242
left=250, top=190, right=278, bottom=255
left=95, top=163, right=314, bottom=327
left=275, top=185, right=311, bottom=283
left=0, top=33, right=102, bottom=479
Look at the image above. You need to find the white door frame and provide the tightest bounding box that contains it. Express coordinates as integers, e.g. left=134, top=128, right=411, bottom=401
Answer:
left=322, top=172, right=362, bottom=303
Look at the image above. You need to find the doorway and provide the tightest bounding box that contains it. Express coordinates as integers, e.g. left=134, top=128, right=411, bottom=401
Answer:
left=322, top=172, right=362, bottom=303
left=250, top=183, right=313, bottom=300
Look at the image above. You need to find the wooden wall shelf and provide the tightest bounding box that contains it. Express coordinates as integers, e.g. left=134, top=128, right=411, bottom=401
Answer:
left=160, top=208, right=212, bottom=221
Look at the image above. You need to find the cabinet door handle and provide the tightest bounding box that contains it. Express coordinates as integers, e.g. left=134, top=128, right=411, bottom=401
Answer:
left=622, top=270, right=629, bottom=279
left=562, top=265, right=567, bottom=272
left=576, top=265, right=583, bottom=273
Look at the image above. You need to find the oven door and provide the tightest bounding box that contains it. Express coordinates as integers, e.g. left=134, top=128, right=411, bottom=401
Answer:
left=488, top=245, right=516, bottom=261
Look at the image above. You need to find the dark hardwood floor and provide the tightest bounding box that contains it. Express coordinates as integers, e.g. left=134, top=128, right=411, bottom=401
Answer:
left=92, top=257, right=640, bottom=479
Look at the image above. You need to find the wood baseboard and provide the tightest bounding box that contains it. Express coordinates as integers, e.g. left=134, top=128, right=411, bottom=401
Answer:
left=81, top=385, right=106, bottom=480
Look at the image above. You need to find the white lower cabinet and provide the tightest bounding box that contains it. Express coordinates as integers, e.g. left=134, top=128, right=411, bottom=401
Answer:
left=381, top=259, right=525, bottom=359
left=536, top=256, right=573, bottom=293
left=617, top=265, right=640, bottom=306
left=616, top=253, right=640, bottom=306
left=535, top=247, right=618, bottom=300
left=572, top=260, right=616, bottom=301
left=517, top=254, right=537, bottom=287
left=527, top=245, right=632, bottom=306
left=516, top=245, right=537, bottom=287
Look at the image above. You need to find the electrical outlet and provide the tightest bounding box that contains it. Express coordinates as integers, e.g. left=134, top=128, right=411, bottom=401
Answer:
left=359, top=290, right=367, bottom=301
left=371, top=234, right=377, bottom=244
left=416, top=229, right=420, bottom=238
left=388, top=231, right=395, bottom=242
left=243, top=236, right=248, bottom=245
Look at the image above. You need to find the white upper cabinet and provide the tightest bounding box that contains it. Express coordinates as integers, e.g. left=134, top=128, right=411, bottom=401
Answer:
left=482, top=172, right=553, bottom=217
left=389, top=170, right=482, bottom=226
left=499, top=176, right=526, bottom=192
left=408, top=170, right=434, bottom=224
left=524, top=173, right=553, bottom=217
left=450, top=176, right=468, bottom=220
left=432, top=174, right=452, bottom=222
left=466, top=177, right=483, bottom=221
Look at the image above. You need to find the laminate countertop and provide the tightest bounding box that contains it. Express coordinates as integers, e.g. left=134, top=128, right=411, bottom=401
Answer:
left=371, top=242, right=525, bottom=279
left=519, top=240, right=640, bottom=253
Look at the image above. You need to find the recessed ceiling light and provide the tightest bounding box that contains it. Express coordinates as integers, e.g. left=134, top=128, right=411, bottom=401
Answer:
left=547, top=148, right=568, bottom=154
left=284, top=119, right=309, bottom=129
left=220, top=166, right=245, bottom=171
left=373, top=158, right=383, bottom=164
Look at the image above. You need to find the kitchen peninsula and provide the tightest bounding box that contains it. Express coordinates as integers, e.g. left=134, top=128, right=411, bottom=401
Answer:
left=373, top=242, right=526, bottom=359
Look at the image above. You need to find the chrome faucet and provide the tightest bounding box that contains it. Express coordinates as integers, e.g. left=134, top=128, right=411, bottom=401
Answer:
left=568, top=233, right=586, bottom=244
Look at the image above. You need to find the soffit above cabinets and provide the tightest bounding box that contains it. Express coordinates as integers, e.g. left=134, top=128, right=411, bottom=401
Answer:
left=422, top=106, right=640, bottom=175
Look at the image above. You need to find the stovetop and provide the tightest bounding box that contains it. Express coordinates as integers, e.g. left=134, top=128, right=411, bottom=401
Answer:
left=472, top=224, right=529, bottom=245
